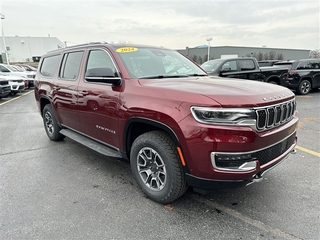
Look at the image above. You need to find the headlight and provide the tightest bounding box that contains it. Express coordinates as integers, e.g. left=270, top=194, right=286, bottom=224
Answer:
left=190, top=107, right=256, bottom=125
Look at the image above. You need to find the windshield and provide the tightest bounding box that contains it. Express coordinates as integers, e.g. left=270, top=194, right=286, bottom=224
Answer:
left=201, top=59, right=224, bottom=72
left=115, top=47, right=207, bottom=79
left=6, top=65, right=23, bottom=72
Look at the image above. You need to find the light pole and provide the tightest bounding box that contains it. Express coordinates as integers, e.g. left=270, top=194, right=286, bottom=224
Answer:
left=0, top=13, right=9, bottom=64
left=206, top=37, right=212, bottom=62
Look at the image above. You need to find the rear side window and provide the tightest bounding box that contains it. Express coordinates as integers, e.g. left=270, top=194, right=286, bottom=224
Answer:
left=239, top=60, right=255, bottom=70
left=297, top=61, right=320, bottom=70
left=40, top=55, right=60, bottom=77
left=59, top=51, right=84, bottom=80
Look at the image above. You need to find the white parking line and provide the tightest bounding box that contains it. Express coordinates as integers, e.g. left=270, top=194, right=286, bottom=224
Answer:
left=0, top=90, right=34, bottom=106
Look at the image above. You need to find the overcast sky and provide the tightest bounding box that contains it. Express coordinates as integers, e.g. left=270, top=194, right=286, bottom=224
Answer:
left=1, top=0, right=319, bottom=50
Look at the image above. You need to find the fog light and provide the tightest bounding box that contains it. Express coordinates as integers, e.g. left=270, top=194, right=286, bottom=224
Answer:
left=211, top=152, right=257, bottom=171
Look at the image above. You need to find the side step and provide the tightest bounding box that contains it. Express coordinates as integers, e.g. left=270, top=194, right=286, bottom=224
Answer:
left=60, top=129, right=122, bottom=158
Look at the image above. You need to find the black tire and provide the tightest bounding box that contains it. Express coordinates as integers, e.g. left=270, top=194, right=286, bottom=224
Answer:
left=42, top=104, right=65, bottom=141
left=297, top=80, right=311, bottom=95
left=130, top=130, right=187, bottom=204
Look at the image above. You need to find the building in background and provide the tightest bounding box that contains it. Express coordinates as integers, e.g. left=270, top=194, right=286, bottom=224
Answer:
left=177, top=46, right=311, bottom=65
left=0, top=36, right=64, bottom=64
left=0, top=36, right=312, bottom=65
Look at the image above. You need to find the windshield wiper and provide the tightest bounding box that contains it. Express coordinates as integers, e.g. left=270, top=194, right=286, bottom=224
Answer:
left=187, top=73, right=207, bottom=77
left=139, top=75, right=189, bottom=79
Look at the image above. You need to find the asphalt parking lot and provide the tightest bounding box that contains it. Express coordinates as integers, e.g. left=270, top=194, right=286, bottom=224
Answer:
left=0, top=89, right=319, bottom=240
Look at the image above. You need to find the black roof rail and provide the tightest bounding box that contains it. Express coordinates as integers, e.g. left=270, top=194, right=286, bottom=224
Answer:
left=66, top=41, right=108, bottom=49
left=48, top=41, right=108, bottom=53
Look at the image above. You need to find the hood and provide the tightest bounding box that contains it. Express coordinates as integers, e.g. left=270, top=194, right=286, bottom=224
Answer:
left=138, top=76, right=294, bottom=107
left=0, top=74, right=24, bottom=81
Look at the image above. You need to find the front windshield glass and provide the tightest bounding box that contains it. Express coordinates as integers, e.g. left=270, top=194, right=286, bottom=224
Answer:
left=7, top=65, right=22, bottom=72
left=115, top=47, right=206, bottom=79
left=201, top=59, right=224, bottom=72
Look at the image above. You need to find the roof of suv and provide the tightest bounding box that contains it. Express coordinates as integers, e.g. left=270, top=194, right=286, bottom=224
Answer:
left=47, top=41, right=169, bottom=54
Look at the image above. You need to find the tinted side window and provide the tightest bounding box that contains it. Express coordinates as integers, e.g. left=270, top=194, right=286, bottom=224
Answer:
left=86, top=50, right=117, bottom=74
left=310, top=61, right=320, bottom=69
left=239, top=60, right=255, bottom=70
left=40, top=55, right=60, bottom=77
left=59, top=51, right=84, bottom=80
left=221, top=60, right=237, bottom=71
left=296, top=61, right=320, bottom=70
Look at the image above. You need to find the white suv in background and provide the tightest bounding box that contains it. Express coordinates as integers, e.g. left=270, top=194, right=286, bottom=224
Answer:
left=0, top=64, right=35, bottom=88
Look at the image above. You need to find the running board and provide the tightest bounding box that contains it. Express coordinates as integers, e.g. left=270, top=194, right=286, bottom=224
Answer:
left=60, top=129, right=122, bottom=158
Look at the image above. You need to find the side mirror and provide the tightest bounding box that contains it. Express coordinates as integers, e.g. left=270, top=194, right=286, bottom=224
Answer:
left=220, top=68, right=231, bottom=73
left=85, top=68, right=121, bottom=86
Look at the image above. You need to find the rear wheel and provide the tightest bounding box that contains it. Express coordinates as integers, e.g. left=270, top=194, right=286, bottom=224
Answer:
left=130, top=130, right=187, bottom=204
left=43, top=104, right=65, bottom=141
left=297, top=79, right=311, bottom=95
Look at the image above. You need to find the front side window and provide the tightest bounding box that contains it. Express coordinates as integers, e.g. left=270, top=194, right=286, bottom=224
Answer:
left=221, top=60, right=237, bottom=71
left=59, top=51, right=84, bottom=80
left=40, top=55, right=60, bottom=77
left=86, top=50, right=117, bottom=74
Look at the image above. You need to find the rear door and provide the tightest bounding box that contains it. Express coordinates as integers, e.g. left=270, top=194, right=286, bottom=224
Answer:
left=52, top=51, right=84, bottom=130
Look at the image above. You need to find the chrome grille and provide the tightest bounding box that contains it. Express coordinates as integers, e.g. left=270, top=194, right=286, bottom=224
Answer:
left=255, top=99, right=296, bottom=131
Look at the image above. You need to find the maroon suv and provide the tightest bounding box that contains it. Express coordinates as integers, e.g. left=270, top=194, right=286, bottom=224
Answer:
left=34, top=42, right=299, bottom=204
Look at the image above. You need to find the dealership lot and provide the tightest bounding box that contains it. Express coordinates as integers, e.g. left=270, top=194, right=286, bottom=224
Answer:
left=0, top=89, right=319, bottom=240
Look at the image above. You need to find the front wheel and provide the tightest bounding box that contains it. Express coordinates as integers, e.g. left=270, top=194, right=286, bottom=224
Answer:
left=130, top=131, right=187, bottom=204
left=42, top=104, right=65, bottom=141
left=297, top=79, right=311, bottom=95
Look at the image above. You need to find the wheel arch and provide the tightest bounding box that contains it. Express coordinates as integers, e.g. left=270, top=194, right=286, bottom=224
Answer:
left=39, top=95, right=52, bottom=116
left=122, top=117, right=180, bottom=160
left=266, top=75, right=280, bottom=84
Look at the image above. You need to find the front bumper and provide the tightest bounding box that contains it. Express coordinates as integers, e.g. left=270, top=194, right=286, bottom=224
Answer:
left=186, top=136, right=297, bottom=191
left=10, top=84, right=25, bottom=93
left=178, top=108, right=299, bottom=189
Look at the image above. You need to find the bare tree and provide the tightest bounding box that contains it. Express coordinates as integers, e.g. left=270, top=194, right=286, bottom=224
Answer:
left=268, top=51, right=276, bottom=60
left=192, top=54, right=198, bottom=63
left=309, top=49, right=320, bottom=58
left=276, top=53, right=284, bottom=60
left=198, top=56, right=203, bottom=64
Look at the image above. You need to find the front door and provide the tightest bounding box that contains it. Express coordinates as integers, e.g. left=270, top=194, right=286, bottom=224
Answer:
left=76, top=49, right=121, bottom=149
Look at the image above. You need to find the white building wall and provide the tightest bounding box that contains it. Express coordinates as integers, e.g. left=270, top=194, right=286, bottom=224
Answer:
left=0, top=36, right=64, bottom=63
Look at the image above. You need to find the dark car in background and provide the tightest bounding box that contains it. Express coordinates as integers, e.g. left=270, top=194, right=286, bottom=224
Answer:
left=258, top=60, right=279, bottom=67
left=201, top=57, right=288, bottom=85
left=274, top=59, right=320, bottom=95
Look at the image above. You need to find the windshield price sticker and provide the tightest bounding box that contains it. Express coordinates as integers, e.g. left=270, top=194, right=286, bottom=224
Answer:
left=116, top=47, right=138, bottom=53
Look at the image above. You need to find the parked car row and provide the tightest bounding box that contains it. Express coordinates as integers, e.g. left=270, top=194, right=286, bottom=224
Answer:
left=200, top=58, right=320, bottom=95
left=0, top=64, right=36, bottom=99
